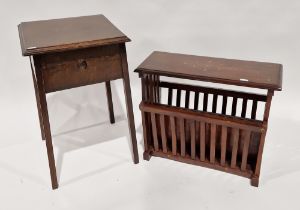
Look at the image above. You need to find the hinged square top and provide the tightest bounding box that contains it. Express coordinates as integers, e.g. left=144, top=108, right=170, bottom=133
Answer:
left=135, top=51, right=282, bottom=90
left=18, top=14, right=130, bottom=56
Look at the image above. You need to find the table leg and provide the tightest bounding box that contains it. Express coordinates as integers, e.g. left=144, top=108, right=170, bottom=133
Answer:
left=119, top=44, right=139, bottom=164
left=34, top=58, right=59, bottom=189
left=105, top=81, right=115, bottom=124
left=30, top=57, right=45, bottom=140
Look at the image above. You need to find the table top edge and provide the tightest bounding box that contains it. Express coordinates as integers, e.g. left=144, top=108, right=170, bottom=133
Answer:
left=20, top=36, right=130, bottom=56
left=135, top=51, right=283, bottom=91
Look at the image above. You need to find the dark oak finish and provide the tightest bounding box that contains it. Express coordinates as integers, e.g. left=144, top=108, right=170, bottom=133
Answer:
left=39, top=45, right=123, bottom=93
left=19, top=15, right=138, bottom=189
left=136, top=51, right=282, bottom=187
left=18, top=14, right=130, bottom=56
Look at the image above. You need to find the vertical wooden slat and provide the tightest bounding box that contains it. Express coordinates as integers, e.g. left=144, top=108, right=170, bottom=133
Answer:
left=185, top=90, right=190, bottom=108
left=180, top=118, right=185, bottom=157
left=150, top=113, right=159, bottom=151
left=168, top=88, right=173, bottom=105
left=241, top=98, right=248, bottom=118
left=190, top=121, right=196, bottom=159
left=200, top=121, right=206, bottom=161
left=231, top=97, right=237, bottom=116
left=149, top=74, right=154, bottom=103
left=170, top=116, right=177, bottom=155
left=210, top=124, right=216, bottom=163
left=141, top=76, right=146, bottom=101
left=141, top=111, right=149, bottom=151
left=212, top=94, right=218, bottom=113
left=251, top=100, right=258, bottom=119
left=145, top=106, right=152, bottom=156
left=176, top=89, right=181, bottom=107
left=146, top=74, right=151, bottom=103
left=231, top=128, right=239, bottom=168
left=241, top=130, right=251, bottom=171
left=194, top=92, right=199, bottom=110
left=160, top=115, right=167, bottom=153
left=220, top=126, right=227, bottom=166
left=203, top=93, right=208, bottom=111
left=144, top=74, right=148, bottom=102
left=222, top=95, right=227, bottom=115
left=153, top=75, right=158, bottom=103
left=156, top=75, right=160, bottom=103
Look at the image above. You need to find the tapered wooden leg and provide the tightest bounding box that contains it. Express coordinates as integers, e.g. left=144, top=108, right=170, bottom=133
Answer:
left=119, top=44, right=139, bottom=164
left=34, top=57, right=58, bottom=189
left=143, top=151, right=151, bottom=161
left=34, top=78, right=46, bottom=140
left=105, top=81, right=115, bottom=124
left=30, top=57, right=45, bottom=140
left=251, top=176, right=259, bottom=187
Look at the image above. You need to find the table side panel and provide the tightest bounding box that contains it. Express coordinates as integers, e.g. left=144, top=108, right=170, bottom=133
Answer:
left=37, top=45, right=123, bottom=93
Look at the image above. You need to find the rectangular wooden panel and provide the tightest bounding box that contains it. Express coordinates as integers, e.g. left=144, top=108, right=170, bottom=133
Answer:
left=151, top=113, right=159, bottom=151
left=220, top=126, right=227, bottom=166
left=160, top=115, right=167, bottom=153
left=200, top=121, right=206, bottom=161
left=40, top=45, right=123, bottom=93
left=231, top=128, right=239, bottom=168
left=180, top=118, right=186, bottom=157
left=210, top=124, right=216, bottom=163
left=170, top=116, right=177, bottom=155
left=140, top=103, right=263, bottom=132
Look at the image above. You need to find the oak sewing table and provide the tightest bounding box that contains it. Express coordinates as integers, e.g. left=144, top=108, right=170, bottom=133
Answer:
left=18, top=14, right=139, bottom=189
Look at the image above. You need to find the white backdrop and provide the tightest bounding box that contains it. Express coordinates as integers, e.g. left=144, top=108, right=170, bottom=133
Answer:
left=0, top=0, right=299, bottom=209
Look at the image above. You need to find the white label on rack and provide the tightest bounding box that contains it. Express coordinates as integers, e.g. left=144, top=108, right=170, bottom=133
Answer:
left=27, top=47, right=37, bottom=50
left=240, top=78, right=249, bottom=82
